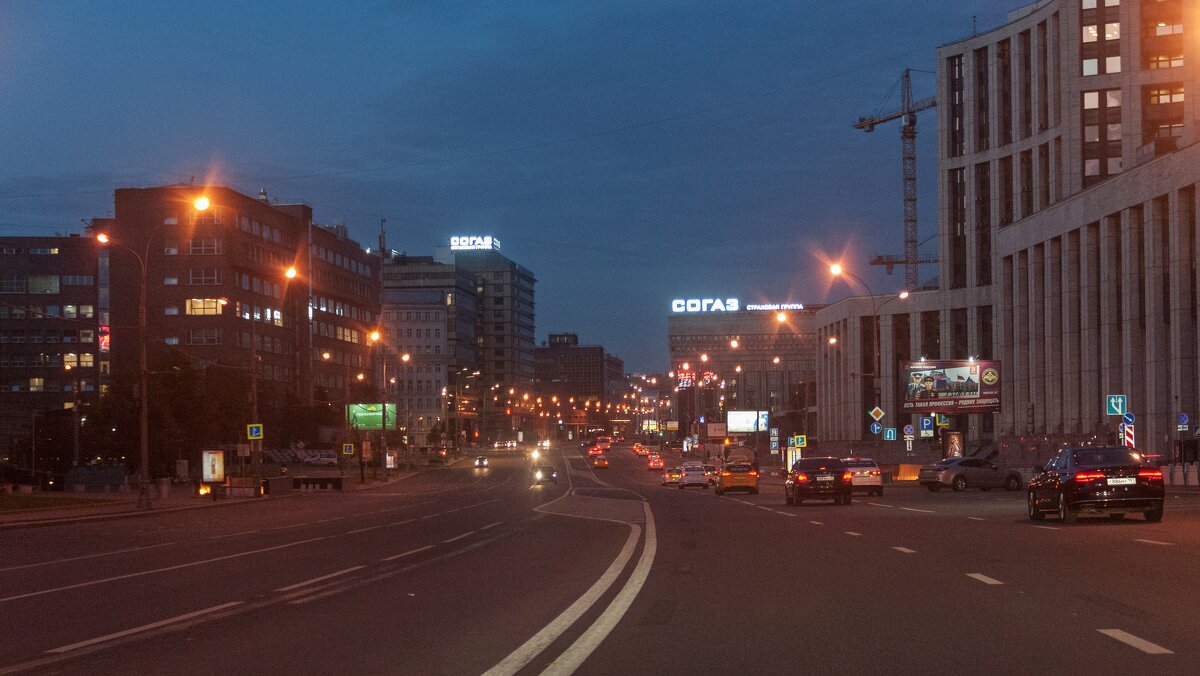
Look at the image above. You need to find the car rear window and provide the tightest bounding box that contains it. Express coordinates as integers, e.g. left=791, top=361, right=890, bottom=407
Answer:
left=934, top=458, right=961, bottom=466
left=794, top=458, right=846, bottom=471
left=842, top=459, right=877, bottom=468
left=725, top=464, right=753, bottom=473
left=1071, top=448, right=1143, bottom=466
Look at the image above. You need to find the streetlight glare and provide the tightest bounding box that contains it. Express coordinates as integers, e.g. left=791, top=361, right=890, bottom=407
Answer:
left=321, top=351, right=332, bottom=360
left=700, top=353, right=708, bottom=362
left=285, top=266, right=298, bottom=279
left=193, top=196, right=210, bottom=211
left=830, top=263, right=843, bottom=276
left=898, top=290, right=910, bottom=299
left=729, top=339, right=739, bottom=348
left=369, top=330, right=381, bottom=342
left=828, top=336, right=839, bottom=345
left=96, top=233, right=110, bottom=243
left=776, top=312, right=786, bottom=323
left=401, top=353, right=411, bottom=363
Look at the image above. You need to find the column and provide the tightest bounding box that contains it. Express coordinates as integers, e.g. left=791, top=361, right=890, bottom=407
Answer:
left=1166, top=188, right=1195, bottom=459
left=1120, top=206, right=1146, bottom=439
left=1142, top=198, right=1169, bottom=458
left=1000, top=254, right=1016, bottom=435
left=1098, top=214, right=1122, bottom=441
left=1028, top=245, right=1045, bottom=433
left=1044, top=237, right=1063, bottom=433
left=1061, top=230, right=1082, bottom=434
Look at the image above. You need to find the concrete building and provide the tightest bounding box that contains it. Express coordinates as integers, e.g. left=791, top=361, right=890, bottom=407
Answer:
left=534, top=332, right=625, bottom=438
left=0, top=235, right=102, bottom=472
left=436, top=237, right=535, bottom=441
left=380, top=254, right=480, bottom=445
left=816, top=0, right=1200, bottom=465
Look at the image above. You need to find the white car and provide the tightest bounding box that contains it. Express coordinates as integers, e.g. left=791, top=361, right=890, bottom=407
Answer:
left=678, top=464, right=709, bottom=490
left=302, top=451, right=338, bottom=467
left=842, top=457, right=883, bottom=496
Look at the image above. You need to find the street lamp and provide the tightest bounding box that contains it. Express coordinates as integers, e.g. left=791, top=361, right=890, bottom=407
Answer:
left=830, top=262, right=910, bottom=406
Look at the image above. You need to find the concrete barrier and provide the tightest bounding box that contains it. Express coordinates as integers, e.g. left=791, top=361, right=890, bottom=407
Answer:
left=1171, top=464, right=1185, bottom=485
left=1187, top=463, right=1199, bottom=486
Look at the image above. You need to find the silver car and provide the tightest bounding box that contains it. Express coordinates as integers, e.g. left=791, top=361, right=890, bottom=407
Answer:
left=678, top=464, right=709, bottom=490
left=919, top=457, right=1023, bottom=492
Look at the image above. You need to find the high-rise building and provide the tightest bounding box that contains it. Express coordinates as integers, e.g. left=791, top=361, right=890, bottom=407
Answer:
left=0, top=235, right=102, bottom=472
left=534, top=332, right=625, bottom=437
left=437, top=236, right=535, bottom=441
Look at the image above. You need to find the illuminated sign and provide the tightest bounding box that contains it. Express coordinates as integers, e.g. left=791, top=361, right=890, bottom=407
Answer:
left=900, top=360, right=1002, bottom=414
left=98, top=325, right=111, bottom=353
left=745, top=303, right=805, bottom=311
left=671, top=298, right=739, bottom=313
left=202, top=450, right=226, bottom=482
left=450, top=236, right=499, bottom=251
left=727, top=410, right=769, bottom=433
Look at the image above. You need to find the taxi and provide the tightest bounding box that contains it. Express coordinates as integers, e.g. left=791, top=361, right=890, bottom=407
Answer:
left=591, top=454, right=609, bottom=469
left=647, top=454, right=664, bottom=471
left=661, top=466, right=683, bottom=486
left=715, top=463, right=760, bottom=495
left=586, top=445, right=605, bottom=457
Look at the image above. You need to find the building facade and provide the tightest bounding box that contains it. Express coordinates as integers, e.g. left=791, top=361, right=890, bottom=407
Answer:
left=0, top=235, right=102, bottom=472
left=534, top=332, right=625, bottom=438
left=816, top=0, right=1200, bottom=465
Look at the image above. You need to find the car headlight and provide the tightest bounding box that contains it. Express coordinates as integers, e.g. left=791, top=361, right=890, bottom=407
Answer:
left=535, top=471, right=543, bottom=480
left=532, top=450, right=540, bottom=460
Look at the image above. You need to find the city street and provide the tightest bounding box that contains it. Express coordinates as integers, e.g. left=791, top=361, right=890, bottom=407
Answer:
left=3, top=443, right=1199, bottom=675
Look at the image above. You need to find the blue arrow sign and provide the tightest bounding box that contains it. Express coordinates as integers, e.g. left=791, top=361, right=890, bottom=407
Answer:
left=869, top=422, right=883, bottom=435
left=1180, top=413, right=1189, bottom=426
left=1106, top=395, right=1127, bottom=416
left=1122, top=412, right=1135, bottom=426
left=884, top=428, right=897, bottom=441
left=919, top=417, right=934, bottom=431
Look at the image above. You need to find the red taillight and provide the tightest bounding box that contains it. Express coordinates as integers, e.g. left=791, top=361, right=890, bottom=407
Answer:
left=749, top=471, right=759, bottom=477
left=720, top=471, right=732, bottom=477
left=795, top=473, right=809, bottom=483
left=869, top=470, right=881, bottom=476
left=1138, top=468, right=1163, bottom=479
left=842, top=471, right=853, bottom=482
left=1073, top=471, right=1105, bottom=482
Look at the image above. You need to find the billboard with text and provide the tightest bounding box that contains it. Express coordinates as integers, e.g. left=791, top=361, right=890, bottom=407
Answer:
left=727, top=410, right=769, bottom=433
left=347, top=404, right=398, bottom=430
left=900, top=360, right=1001, bottom=414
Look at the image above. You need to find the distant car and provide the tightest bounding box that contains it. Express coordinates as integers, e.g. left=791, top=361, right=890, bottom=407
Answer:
left=494, top=440, right=518, bottom=450
left=474, top=456, right=489, bottom=468
left=785, top=457, right=853, bottom=505
left=661, top=467, right=682, bottom=486
left=596, top=436, right=612, bottom=450
left=302, top=451, right=338, bottom=467
left=428, top=448, right=450, bottom=464
left=919, top=457, right=1023, bottom=492
left=647, top=454, right=664, bottom=471
left=842, top=457, right=884, bottom=496
left=678, top=465, right=709, bottom=490
left=533, top=465, right=558, bottom=484
left=632, top=443, right=650, bottom=457
left=1027, top=446, right=1164, bottom=523
left=703, top=464, right=718, bottom=485
left=715, top=463, right=759, bottom=495
left=538, top=439, right=551, bottom=449
left=586, top=445, right=604, bottom=457
left=591, top=454, right=609, bottom=469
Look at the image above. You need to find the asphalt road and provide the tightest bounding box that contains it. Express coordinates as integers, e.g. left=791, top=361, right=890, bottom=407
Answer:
left=3, top=443, right=1199, bottom=675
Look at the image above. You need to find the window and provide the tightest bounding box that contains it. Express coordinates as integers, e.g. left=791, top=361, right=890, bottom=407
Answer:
left=164, top=276, right=179, bottom=285
left=62, top=276, right=94, bottom=285
left=1082, top=25, right=1098, bottom=43
left=188, top=328, right=220, bottom=345
left=79, top=353, right=94, bottom=368
left=164, top=241, right=179, bottom=255
left=1082, top=0, right=1095, bottom=8
left=0, top=273, right=23, bottom=293
left=1155, top=23, right=1183, bottom=37
left=1083, top=91, right=1100, bottom=109
left=1107, top=122, right=1122, bottom=139
left=1084, top=159, right=1102, bottom=176
left=29, top=378, right=44, bottom=393
left=28, top=276, right=60, bottom=294
left=1149, top=87, right=1184, bottom=104
left=1107, top=157, right=1123, bottom=174
left=189, top=238, right=221, bottom=255
left=79, top=305, right=94, bottom=318
left=164, top=306, right=179, bottom=316
left=1149, top=55, right=1184, bottom=69
left=80, top=330, right=94, bottom=343
left=1157, top=123, right=1184, bottom=138
left=189, top=268, right=219, bottom=285
left=1104, top=23, right=1119, bottom=41
left=1082, top=59, right=1099, bottom=76
left=1106, top=90, right=1121, bottom=107
left=164, top=336, right=180, bottom=346
left=1105, top=56, right=1121, bottom=73
left=186, top=298, right=223, bottom=315
left=28, top=248, right=59, bottom=255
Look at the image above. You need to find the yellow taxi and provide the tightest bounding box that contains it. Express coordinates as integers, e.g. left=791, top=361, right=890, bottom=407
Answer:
left=591, top=454, right=609, bottom=469
left=715, top=463, right=760, bottom=495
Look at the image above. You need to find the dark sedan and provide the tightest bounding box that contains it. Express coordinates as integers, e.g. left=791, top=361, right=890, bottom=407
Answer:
left=1027, top=446, right=1164, bottom=523
left=785, top=457, right=854, bottom=506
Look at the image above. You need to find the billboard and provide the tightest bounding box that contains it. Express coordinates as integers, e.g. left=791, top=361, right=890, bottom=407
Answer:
left=347, top=404, right=398, bottom=430
left=727, top=410, right=769, bottom=433
left=900, top=360, right=1001, bottom=414
left=707, top=423, right=727, bottom=438
left=202, top=450, right=225, bottom=482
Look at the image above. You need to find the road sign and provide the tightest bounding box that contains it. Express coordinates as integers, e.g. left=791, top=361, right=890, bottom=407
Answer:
left=905, top=439, right=913, bottom=452
left=1122, top=412, right=1135, bottom=426
left=903, top=434, right=915, bottom=441
left=884, top=428, right=897, bottom=441
left=1180, top=413, right=1190, bottom=426
left=935, top=413, right=949, bottom=427
left=869, top=422, right=883, bottom=435
left=1178, top=425, right=1189, bottom=432
left=1106, top=395, right=1127, bottom=416
left=1124, top=423, right=1136, bottom=448
left=903, top=424, right=914, bottom=435
left=246, top=424, right=263, bottom=440
left=796, top=435, right=807, bottom=448
left=342, top=443, right=354, bottom=455
left=920, top=430, right=934, bottom=438
left=770, top=440, right=779, bottom=451
left=919, top=417, right=934, bottom=432
left=869, top=407, right=885, bottom=422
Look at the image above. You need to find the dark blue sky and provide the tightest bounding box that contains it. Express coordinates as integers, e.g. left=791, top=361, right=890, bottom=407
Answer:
left=0, top=0, right=1015, bottom=371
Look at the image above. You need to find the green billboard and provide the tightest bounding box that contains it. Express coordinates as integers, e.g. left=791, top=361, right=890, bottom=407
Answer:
left=347, top=403, right=398, bottom=430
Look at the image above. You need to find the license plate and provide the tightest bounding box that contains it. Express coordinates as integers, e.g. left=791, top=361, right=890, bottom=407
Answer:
left=1107, top=477, right=1136, bottom=486
left=816, top=476, right=834, bottom=482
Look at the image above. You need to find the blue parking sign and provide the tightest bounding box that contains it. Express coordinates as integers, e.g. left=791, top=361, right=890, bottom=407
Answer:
left=919, top=417, right=934, bottom=432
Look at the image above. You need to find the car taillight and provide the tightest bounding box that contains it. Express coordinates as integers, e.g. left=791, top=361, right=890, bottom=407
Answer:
left=795, top=473, right=809, bottom=483
left=842, top=471, right=853, bottom=482
left=1138, top=468, right=1163, bottom=479
left=721, top=471, right=732, bottom=477
left=869, top=470, right=881, bottom=476
left=1073, top=471, right=1105, bottom=482
left=749, top=471, right=759, bottom=477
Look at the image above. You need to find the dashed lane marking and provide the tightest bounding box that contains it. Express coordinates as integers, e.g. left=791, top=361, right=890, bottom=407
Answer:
left=967, top=517, right=985, bottom=521
left=900, top=507, right=934, bottom=513
left=868, top=502, right=893, bottom=508
left=382, top=545, right=434, bottom=562
left=775, top=511, right=796, bottom=516
left=44, top=602, right=243, bottom=654
left=757, top=506, right=775, bottom=512
left=481, top=521, right=504, bottom=531
left=275, top=566, right=365, bottom=592
left=1097, top=629, right=1174, bottom=654
left=966, top=573, right=1003, bottom=585
left=1134, top=539, right=1173, bottom=546
left=809, top=520, right=824, bottom=525
left=845, top=532, right=862, bottom=536
left=1032, top=525, right=1061, bottom=530
left=0, top=542, right=177, bottom=573
left=892, top=547, right=916, bottom=554
left=443, top=531, right=475, bottom=544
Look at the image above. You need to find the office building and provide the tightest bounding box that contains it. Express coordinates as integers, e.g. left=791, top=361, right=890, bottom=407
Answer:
left=534, top=332, right=625, bottom=437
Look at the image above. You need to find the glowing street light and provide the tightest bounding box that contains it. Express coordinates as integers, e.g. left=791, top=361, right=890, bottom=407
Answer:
left=284, top=266, right=298, bottom=279
left=193, top=196, right=210, bottom=211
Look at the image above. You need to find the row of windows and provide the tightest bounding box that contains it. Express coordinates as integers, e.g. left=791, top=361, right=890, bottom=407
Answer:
left=0, top=329, right=95, bottom=343
left=163, top=269, right=221, bottom=286
left=4, top=378, right=96, bottom=392
left=382, top=311, right=443, bottom=323
left=0, top=246, right=60, bottom=255
left=0, top=353, right=96, bottom=368
left=1080, top=0, right=1119, bottom=8
left=238, top=216, right=287, bottom=246
left=240, top=273, right=282, bottom=299
left=316, top=321, right=361, bottom=344
left=313, top=295, right=370, bottom=322
left=312, top=243, right=372, bottom=279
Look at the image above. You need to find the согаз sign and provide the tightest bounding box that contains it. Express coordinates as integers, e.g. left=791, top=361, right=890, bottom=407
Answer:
left=671, top=298, right=739, bottom=313
left=450, top=236, right=499, bottom=251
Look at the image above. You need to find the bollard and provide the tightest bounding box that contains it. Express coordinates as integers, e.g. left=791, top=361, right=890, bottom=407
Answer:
left=1187, top=463, right=1199, bottom=486
left=1171, top=464, right=1184, bottom=486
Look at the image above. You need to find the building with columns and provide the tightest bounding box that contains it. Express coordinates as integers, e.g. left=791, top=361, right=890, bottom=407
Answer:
left=816, top=0, right=1199, bottom=464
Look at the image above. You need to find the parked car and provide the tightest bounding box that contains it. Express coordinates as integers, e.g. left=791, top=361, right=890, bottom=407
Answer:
left=785, top=457, right=853, bottom=505
left=918, top=456, right=1023, bottom=492
left=302, top=451, right=338, bottom=467
left=715, top=463, right=759, bottom=495
left=678, top=465, right=709, bottom=489
left=1027, top=446, right=1164, bottom=523
left=842, top=457, right=884, bottom=496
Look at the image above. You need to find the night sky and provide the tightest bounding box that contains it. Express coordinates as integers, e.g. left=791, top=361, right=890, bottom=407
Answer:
left=0, top=0, right=1015, bottom=371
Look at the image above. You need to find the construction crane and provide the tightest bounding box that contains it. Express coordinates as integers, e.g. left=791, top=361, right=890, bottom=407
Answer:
left=853, top=68, right=938, bottom=291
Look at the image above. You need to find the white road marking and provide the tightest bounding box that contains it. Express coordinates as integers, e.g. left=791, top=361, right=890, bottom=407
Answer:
left=480, top=521, right=504, bottom=531
left=483, top=522, right=644, bottom=676
left=346, top=525, right=385, bottom=535
left=0, top=537, right=327, bottom=604
left=275, top=566, right=365, bottom=592
left=757, top=506, right=775, bottom=512
left=210, top=530, right=260, bottom=539
left=775, top=511, right=796, bottom=516
left=0, top=542, right=176, bottom=573
left=45, top=602, right=243, bottom=654
left=892, top=547, right=916, bottom=554
left=382, top=545, right=434, bottom=562
left=390, top=518, right=416, bottom=526
left=270, top=522, right=313, bottom=530
left=868, top=502, right=893, bottom=508
left=845, top=531, right=862, bottom=536
left=900, top=507, right=934, bottom=513
left=421, top=513, right=443, bottom=519
left=966, top=573, right=1004, bottom=585
left=540, top=502, right=656, bottom=676
left=809, top=520, right=824, bottom=525
left=1134, top=539, right=1173, bottom=546
left=1032, top=525, right=1060, bottom=530
left=443, top=531, right=476, bottom=544
left=967, top=517, right=985, bottom=521
left=1097, top=629, right=1174, bottom=654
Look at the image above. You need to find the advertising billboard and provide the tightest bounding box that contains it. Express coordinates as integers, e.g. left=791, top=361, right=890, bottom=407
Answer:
left=707, top=423, right=727, bottom=438
left=347, top=404, right=398, bottom=430
left=900, top=360, right=1001, bottom=414
left=202, top=450, right=225, bottom=482
left=727, top=410, right=769, bottom=433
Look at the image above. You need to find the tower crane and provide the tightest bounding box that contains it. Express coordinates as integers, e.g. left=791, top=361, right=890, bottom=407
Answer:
left=853, top=68, right=938, bottom=291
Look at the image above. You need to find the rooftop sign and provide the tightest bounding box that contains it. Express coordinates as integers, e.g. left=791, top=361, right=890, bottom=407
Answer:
left=745, top=303, right=804, bottom=311
left=450, top=235, right=499, bottom=251
left=671, top=298, right=739, bottom=313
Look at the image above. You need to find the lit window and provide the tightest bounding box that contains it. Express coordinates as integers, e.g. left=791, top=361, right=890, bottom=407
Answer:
left=164, top=306, right=179, bottom=316
left=29, top=377, right=44, bottom=393
left=1156, top=23, right=1183, bottom=37
left=1083, top=91, right=1100, bottom=109
left=1149, top=55, right=1184, bottom=69
left=164, top=276, right=178, bottom=285
left=63, top=305, right=77, bottom=319
left=1104, top=23, right=1119, bottom=40
left=1149, top=87, right=1184, bottom=104
left=1082, top=0, right=1095, bottom=8
left=28, top=276, right=60, bottom=294
left=79, top=305, right=94, bottom=318
left=1082, top=25, right=1098, bottom=42
left=79, top=353, right=94, bottom=368
left=1106, top=90, right=1121, bottom=107
left=186, top=299, right=223, bottom=316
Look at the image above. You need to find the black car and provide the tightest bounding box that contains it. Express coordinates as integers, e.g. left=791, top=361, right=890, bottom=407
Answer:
left=785, top=457, right=854, bottom=505
left=533, top=465, right=558, bottom=485
left=1027, top=446, right=1164, bottom=523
